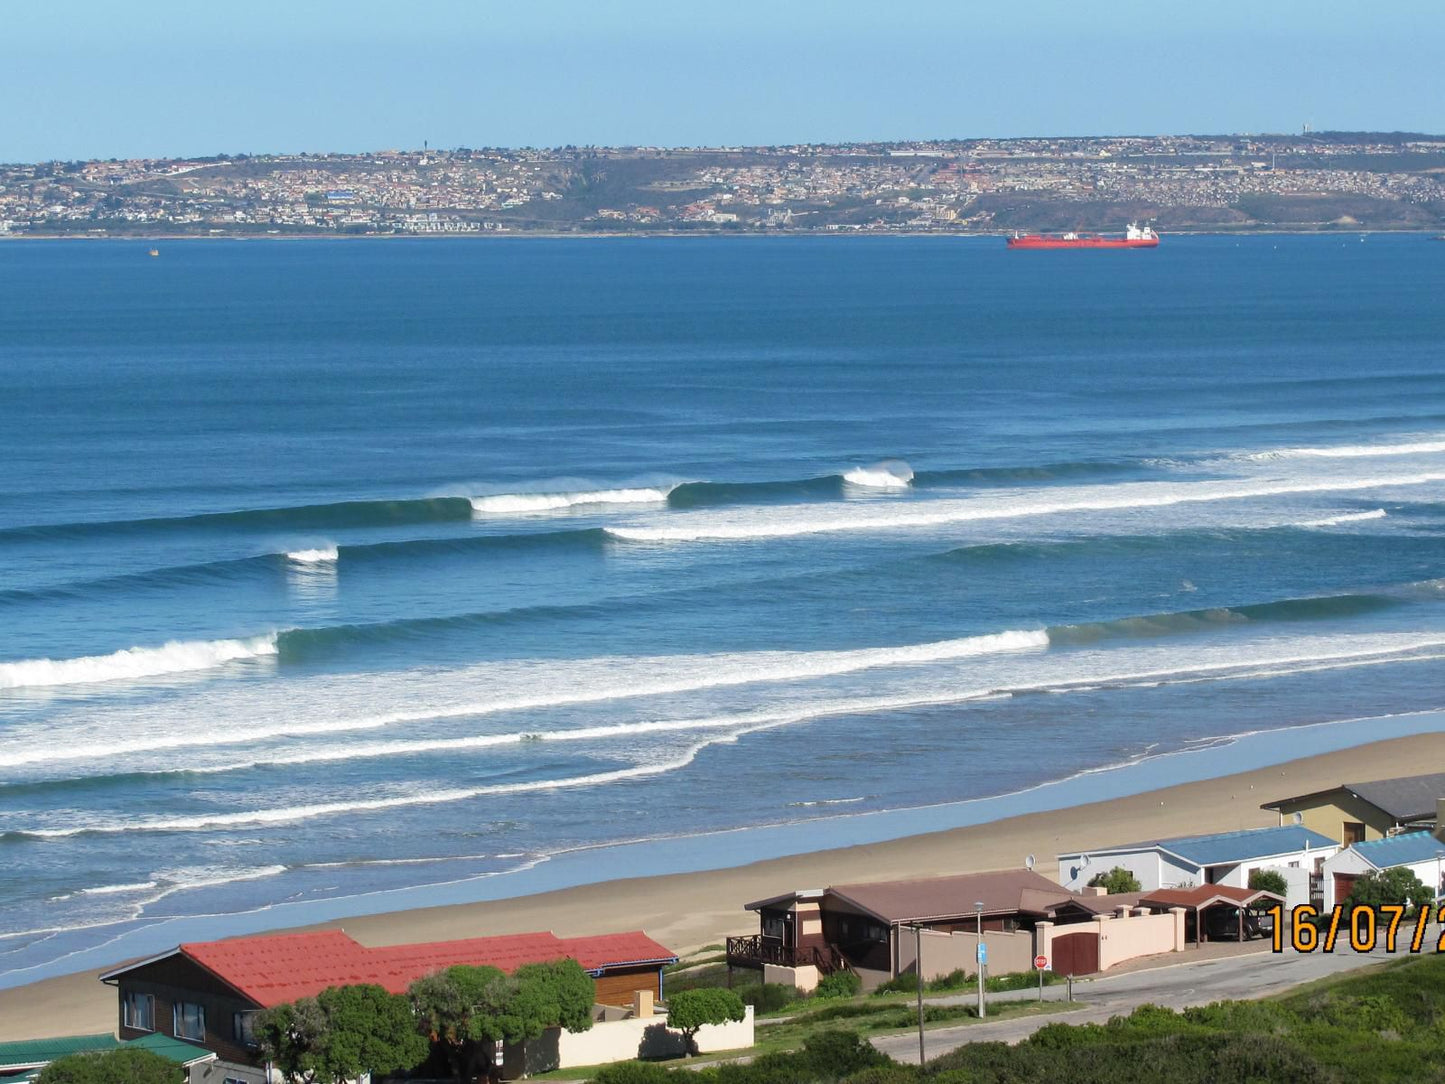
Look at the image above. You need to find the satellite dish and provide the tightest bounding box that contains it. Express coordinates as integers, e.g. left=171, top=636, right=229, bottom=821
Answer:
left=1292, top=812, right=1304, bottom=825
left=1025, top=854, right=1036, bottom=870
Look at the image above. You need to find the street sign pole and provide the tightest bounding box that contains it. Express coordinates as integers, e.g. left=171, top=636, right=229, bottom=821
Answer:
left=1033, top=954, right=1048, bottom=1002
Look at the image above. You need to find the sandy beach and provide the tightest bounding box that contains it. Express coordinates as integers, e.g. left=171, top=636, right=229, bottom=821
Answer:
left=3, top=730, right=1442, bottom=1041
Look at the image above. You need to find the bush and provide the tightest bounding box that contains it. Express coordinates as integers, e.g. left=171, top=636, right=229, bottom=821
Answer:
left=816, top=970, right=863, bottom=999
left=736, top=982, right=799, bottom=1014
left=801, top=1029, right=890, bottom=1077
left=593, top=1061, right=676, bottom=1084
left=1344, top=866, right=1433, bottom=913
left=37, top=1049, right=182, bottom=1084
left=1249, top=868, right=1289, bottom=897
left=872, top=974, right=919, bottom=996
left=1087, top=866, right=1143, bottom=894
left=667, top=987, right=746, bottom=1055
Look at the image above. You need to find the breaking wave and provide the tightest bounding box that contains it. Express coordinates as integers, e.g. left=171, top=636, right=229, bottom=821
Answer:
left=843, top=460, right=915, bottom=489
left=1297, top=509, right=1388, bottom=528
left=0, top=635, right=279, bottom=691
left=1242, top=438, right=1445, bottom=461
left=286, top=546, right=339, bottom=564
left=470, top=487, right=674, bottom=514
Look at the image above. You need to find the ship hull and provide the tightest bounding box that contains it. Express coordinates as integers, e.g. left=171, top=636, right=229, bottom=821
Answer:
left=1006, top=236, right=1159, bottom=250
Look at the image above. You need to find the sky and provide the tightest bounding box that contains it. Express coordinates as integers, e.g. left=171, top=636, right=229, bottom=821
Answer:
left=4, top=0, right=1443, bottom=162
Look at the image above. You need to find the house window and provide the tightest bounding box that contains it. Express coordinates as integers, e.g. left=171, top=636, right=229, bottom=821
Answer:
left=174, top=1000, right=205, bottom=1041
left=234, top=1011, right=258, bottom=1048
left=123, top=991, right=155, bottom=1031
left=1343, top=822, right=1366, bottom=846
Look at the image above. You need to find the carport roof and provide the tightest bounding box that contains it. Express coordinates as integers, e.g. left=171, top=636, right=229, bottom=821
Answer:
left=1138, top=884, right=1282, bottom=910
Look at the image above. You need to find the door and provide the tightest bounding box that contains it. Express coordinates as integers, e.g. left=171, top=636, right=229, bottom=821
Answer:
left=1051, top=930, right=1100, bottom=976
left=1343, top=822, right=1366, bottom=846
left=1333, top=872, right=1359, bottom=907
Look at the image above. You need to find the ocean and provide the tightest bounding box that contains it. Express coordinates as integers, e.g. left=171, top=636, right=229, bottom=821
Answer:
left=2, top=234, right=1445, bottom=984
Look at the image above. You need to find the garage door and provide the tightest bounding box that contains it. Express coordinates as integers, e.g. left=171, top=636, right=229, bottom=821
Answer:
left=1051, top=930, right=1100, bottom=976
left=1333, top=873, right=1359, bottom=906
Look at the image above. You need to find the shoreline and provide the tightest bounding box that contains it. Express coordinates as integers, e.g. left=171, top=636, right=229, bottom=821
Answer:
left=1, top=229, right=1439, bottom=242
left=3, top=715, right=1443, bottom=1040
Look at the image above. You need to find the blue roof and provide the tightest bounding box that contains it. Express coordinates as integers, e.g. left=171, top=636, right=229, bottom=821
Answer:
left=1351, top=832, right=1445, bottom=869
left=1155, top=826, right=1337, bottom=866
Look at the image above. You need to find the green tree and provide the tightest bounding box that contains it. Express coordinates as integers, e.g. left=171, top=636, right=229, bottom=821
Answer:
left=37, top=1048, right=182, bottom=1084
left=1087, top=867, right=1142, bottom=894
left=665, top=987, right=745, bottom=1055
left=257, top=984, right=426, bottom=1084
left=1345, top=866, right=1434, bottom=913
left=1248, top=868, right=1289, bottom=897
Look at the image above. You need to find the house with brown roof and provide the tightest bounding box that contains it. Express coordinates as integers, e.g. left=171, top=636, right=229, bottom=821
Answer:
left=727, top=868, right=1189, bottom=989
left=99, top=929, right=680, bottom=1083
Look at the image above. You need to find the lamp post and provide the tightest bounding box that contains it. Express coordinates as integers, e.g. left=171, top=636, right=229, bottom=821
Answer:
left=975, top=901, right=986, bottom=1020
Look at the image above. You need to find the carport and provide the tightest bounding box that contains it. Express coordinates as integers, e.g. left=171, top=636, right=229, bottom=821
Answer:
left=1138, top=885, right=1284, bottom=943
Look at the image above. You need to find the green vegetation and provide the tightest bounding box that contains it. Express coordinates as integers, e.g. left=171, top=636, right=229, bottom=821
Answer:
left=256, top=983, right=429, bottom=1084
left=665, top=989, right=747, bottom=1055
left=816, top=970, right=864, bottom=999
left=1087, top=867, right=1143, bottom=894
left=873, top=968, right=1063, bottom=997
left=36, top=1048, right=182, bottom=1084
left=1343, top=867, right=1434, bottom=913
left=1248, top=868, right=1289, bottom=897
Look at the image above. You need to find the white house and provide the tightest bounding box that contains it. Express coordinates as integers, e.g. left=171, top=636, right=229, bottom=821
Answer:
left=1058, top=826, right=1338, bottom=908
left=1322, top=832, right=1445, bottom=909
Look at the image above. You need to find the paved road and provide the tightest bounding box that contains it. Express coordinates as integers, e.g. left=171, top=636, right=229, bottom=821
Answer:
left=873, top=945, right=1394, bottom=1062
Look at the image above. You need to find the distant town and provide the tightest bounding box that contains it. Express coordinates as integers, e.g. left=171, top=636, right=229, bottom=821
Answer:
left=4, top=131, right=1445, bottom=237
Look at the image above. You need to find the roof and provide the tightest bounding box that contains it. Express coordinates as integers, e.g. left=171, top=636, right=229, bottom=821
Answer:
left=1060, top=826, right=1336, bottom=868
left=826, top=869, right=1076, bottom=924
left=1346, top=831, right=1445, bottom=870
left=101, top=929, right=677, bottom=1009
left=0, top=1033, right=214, bottom=1073
left=744, top=889, right=825, bottom=911
left=1138, top=884, right=1282, bottom=910
left=1262, top=771, right=1445, bottom=822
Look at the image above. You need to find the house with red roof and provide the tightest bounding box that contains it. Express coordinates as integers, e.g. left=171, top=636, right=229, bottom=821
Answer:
left=100, top=929, right=678, bottom=1083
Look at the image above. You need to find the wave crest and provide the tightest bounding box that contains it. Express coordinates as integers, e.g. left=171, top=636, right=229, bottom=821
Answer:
left=0, top=635, right=279, bottom=691
left=843, top=460, right=914, bottom=489
left=470, top=487, right=673, bottom=514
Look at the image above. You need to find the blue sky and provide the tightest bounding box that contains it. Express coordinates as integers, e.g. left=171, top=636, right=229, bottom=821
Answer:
left=5, top=0, right=1442, bottom=161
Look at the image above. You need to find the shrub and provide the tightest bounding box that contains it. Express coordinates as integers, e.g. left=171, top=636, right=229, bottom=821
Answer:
left=736, top=982, right=799, bottom=1014
left=592, top=1061, right=675, bottom=1084
left=1344, top=866, right=1434, bottom=913
left=801, top=1029, right=889, bottom=1077
left=845, top=1067, right=922, bottom=1084
left=37, top=1048, right=182, bottom=1084
left=666, top=987, right=746, bottom=1055
left=871, top=974, right=918, bottom=996
left=1248, top=868, right=1289, bottom=897
left=816, top=970, right=864, bottom=999
left=1087, top=866, right=1142, bottom=894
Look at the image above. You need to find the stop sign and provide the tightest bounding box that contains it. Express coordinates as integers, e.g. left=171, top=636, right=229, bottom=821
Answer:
left=1034, top=954, right=1049, bottom=970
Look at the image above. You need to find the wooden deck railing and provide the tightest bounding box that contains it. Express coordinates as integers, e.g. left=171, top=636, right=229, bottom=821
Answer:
left=726, top=935, right=846, bottom=974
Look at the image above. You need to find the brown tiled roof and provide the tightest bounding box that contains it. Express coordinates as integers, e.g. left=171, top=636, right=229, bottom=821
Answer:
left=828, top=869, right=1075, bottom=923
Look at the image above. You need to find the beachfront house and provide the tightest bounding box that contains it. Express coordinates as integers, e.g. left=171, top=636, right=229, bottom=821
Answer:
left=0, top=1033, right=216, bottom=1083
left=726, top=869, right=1192, bottom=986
left=1057, top=825, right=1338, bottom=908
left=1321, top=832, right=1445, bottom=909
left=99, top=928, right=708, bottom=1083
left=1261, top=770, right=1445, bottom=844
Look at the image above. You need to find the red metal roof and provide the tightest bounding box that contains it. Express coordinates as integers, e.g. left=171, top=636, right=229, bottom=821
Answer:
left=167, top=929, right=675, bottom=1008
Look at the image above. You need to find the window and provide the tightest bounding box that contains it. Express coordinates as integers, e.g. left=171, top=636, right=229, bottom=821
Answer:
left=174, top=1000, right=205, bottom=1041
left=1343, top=822, right=1366, bottom=846
left=234, top=1011, right=258, bottom=1048
left=123, top=991, right=155, bottom=1031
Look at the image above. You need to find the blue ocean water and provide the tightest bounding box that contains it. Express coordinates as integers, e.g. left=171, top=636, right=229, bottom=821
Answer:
left=2, top=234, right=1445, bottom=980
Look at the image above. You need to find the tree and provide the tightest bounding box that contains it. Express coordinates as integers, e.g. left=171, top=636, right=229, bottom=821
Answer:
left=665, top=987, right=745, bottom=1056
left=257, top=984, right=427, bottom=1084
left=1344, top=867, right=1433, bottom=913
left=410, top=961, right=596, bottom=1084
left=37, top=1048, right=182, bottom=1084
left=1248, top=868, right=1289, bottom=897
left=1087, top=867, right=1142, bottom=894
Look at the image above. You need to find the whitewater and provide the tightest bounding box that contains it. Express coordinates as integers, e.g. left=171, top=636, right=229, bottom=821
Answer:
left=3, top=233, right=1445, bottom=983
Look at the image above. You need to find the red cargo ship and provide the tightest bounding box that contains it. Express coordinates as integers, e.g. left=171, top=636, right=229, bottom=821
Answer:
left=1007, top=223, right=1159, bottom=249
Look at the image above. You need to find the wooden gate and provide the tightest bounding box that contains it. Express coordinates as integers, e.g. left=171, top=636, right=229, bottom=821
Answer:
left=1333, top=873, right=1359, bottom=907
left=1051, top=929, right=1100, bottom=976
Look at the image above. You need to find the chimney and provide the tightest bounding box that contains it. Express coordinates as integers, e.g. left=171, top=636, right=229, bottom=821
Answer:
left=1085, top=885, right=1107, bottom=897
left=633, top=989, right=654, bottom=1019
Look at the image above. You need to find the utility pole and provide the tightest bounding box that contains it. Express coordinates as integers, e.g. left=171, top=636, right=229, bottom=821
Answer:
left=975, top=901, right=986, bottom=1020
left=912, top=923, right=925, bottom=1065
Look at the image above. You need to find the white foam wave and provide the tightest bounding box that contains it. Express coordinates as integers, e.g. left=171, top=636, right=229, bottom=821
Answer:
left=0, top=630, right=1046, bottom=768
left=286, top=546, right=338, bottom=564
left=470, top=487, right=673, bottom=514
left=50, top=881, right=159, bottom=901
left=606, top=470, right=1445, bottom=542
left=0, top=634, right=279, bottom=691
left=843, top=460, right=914, bottom=489
left=1243, top=439, right=1445, bottom=461
left=1297, top=509, right=1388, bottom=528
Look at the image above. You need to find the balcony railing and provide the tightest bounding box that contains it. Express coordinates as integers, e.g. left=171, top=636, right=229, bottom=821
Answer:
left=726, top=935, right=845, bottom=974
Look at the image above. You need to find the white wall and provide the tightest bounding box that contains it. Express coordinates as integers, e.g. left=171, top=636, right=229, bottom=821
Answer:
left=1059, top=850, right=1196, bottom=892
left=545, top=1006, right=755, bottom=1070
